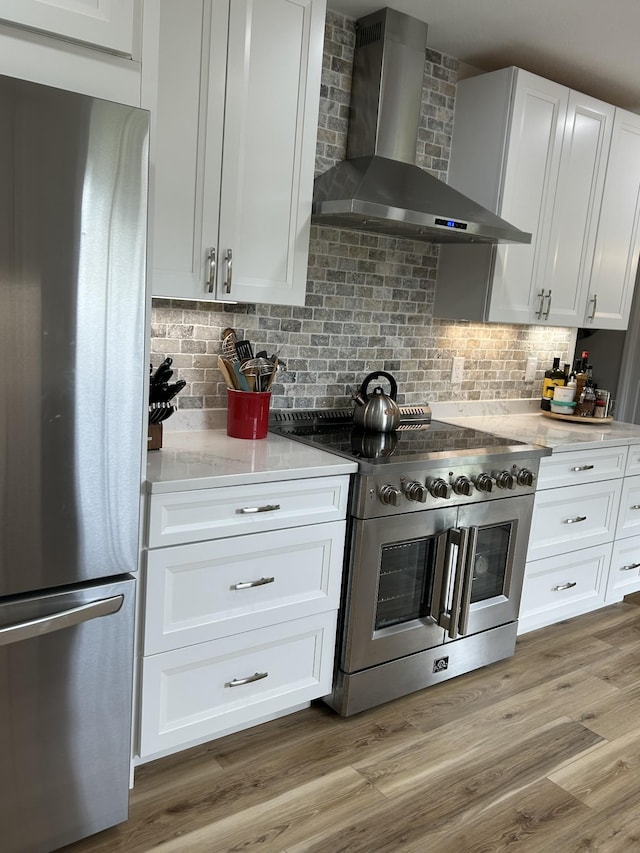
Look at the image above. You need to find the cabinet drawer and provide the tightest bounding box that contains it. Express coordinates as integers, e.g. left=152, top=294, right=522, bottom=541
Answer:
left=537, top=446, right=627, bottom=490
left=627, top=445, right=640, bottom=476
left=144, top=521, right=346, bottom=654
left=147, top=475, right=349, bottom=547
left=615, top=475, right=640, bottom=539
left=606, top=535, right=640, bottom=602
left=139, top=612, right=337, bottom=757
left=528, top=480, right=622, bottom=561
left=519, top=544, right=611, bottom=632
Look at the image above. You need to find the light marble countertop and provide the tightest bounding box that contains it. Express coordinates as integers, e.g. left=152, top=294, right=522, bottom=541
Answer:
left=146, top=429, right=358, bottom=493
left=440, top=412, right=640, bottom=452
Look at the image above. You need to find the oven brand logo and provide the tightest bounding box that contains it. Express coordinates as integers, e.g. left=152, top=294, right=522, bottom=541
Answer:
left=433, top=656, right=449, bottom=673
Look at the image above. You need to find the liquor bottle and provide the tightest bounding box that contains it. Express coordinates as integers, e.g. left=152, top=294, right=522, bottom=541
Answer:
left=576, top=365, right=596, bottom=417
left=573, top=351, right=589, bottom=404
left=540, top=357, right=566, bottom=411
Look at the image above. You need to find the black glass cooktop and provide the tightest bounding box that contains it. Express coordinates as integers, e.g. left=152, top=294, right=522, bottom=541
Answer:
left=269, top=416, right=529, bottom=466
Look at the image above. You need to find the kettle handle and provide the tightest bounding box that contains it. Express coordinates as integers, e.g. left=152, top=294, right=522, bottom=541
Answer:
left=359, top=371, right=398, bottom=401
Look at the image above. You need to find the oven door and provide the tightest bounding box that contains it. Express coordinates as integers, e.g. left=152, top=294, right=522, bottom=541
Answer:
left=341, top=507, right=457, bottom=672
left=443, top=494, right=534, bottom=641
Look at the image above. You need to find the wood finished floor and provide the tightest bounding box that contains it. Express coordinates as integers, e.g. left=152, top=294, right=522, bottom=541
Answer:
left=63, top=597, right=640, bottom=853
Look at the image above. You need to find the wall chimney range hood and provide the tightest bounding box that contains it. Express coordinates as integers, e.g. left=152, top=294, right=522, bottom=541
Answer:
left=312, top=8, right=531, bottom=245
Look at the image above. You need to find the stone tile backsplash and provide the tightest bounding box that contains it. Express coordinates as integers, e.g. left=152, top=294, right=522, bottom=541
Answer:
left=150, top=10, right=574, bottom=413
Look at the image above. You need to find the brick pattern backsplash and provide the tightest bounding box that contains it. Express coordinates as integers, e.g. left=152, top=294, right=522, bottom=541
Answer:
left=150, top=10, right=574, bottom=412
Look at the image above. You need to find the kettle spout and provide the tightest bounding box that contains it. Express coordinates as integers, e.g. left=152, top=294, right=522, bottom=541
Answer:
left=352, top=389, right=367, bottom=407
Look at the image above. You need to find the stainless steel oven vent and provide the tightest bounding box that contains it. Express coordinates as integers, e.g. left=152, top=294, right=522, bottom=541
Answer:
left=312, top=7, right=531, bottom=245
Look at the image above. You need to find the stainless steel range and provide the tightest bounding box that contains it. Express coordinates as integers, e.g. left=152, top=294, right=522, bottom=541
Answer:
left=270, top=407, right=551, bottom=716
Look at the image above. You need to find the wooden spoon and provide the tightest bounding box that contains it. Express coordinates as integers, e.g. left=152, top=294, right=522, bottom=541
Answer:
left=217, top=355, right=237, bottom=389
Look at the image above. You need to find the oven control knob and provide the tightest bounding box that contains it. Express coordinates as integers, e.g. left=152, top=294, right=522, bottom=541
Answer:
left=517, top=468, right=536, bottom=487
left=379, top=485, right=402, bottom=506
left=495, top=470, right=516, bottom=490
left=405, top=481, right=428, bottom=503
left=474, top=473, right=495, bottom=493
left=428, top=478, right=452, bottom=499
left=452, top=475, right=474, bottom=496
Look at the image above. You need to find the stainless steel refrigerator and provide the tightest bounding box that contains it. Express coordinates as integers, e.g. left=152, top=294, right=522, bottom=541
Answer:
left=0, top=75, right=148, bottom=852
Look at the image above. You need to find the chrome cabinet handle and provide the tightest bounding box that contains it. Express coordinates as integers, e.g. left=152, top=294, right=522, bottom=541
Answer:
left=621, top=562, right=640, bottom=572
left=0, top=595, right=123, bottom=647
left=543, top=289, right=552, bottom=319
left=553, top=582, right=577, bottom=591
left=564, top=515, right=587, bottom=524
left=206, top=246, right=216, bottom=292
left=231, top=577, right=275, bottom=590
left=226, top=671, right=268, bottom=688
left=571, top=465, right=594, bottom=471
left=237, top=504, right=281, bottom=514
left=535, top=289, right=546, bottom=318
left=587, top=293, right=598, bottom=320
left=224, top=248, right=233, bottom=294
left=631, top=505, right=640, bottom=510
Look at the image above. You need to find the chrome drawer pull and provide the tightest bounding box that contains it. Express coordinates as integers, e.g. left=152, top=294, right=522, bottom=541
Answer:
left=553, top=582, right=577, bottom=591
left=226, top=671, right=268, bottom=688
left=621, top=563, right=640, bottom=572
left=231, top=577, right=275, bottom=590
left=238, top=504, right=281, bottom=514
left=564, top=515, right=587, bottom=524
left=571, top=464, right=594, bottom=471
left=631, top=505, right=640, bottom=510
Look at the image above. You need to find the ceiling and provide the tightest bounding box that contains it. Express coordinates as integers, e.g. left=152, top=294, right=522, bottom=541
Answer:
left=327, top=0, right=640, bottom=112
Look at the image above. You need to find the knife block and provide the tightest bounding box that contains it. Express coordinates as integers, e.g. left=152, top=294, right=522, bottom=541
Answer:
left=148, top=423, right=163, bottom=450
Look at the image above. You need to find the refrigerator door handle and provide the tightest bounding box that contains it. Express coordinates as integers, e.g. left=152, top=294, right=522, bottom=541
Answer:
left=0, top=595, right=124, bottom=647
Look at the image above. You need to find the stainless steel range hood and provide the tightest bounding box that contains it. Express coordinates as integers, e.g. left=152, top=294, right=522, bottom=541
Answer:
left=312, top=8, right=531, bottom=245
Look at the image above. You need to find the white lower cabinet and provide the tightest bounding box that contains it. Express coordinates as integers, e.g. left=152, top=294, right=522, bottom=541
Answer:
left=606, top=535, right=640, bottom=603
left=138, top=475, right=350, bottom=761
left=518, top=443, right=640, bottom=634
left=140, top=611, right=337, bottom=757
left=519, top=544, right=612, bottom=633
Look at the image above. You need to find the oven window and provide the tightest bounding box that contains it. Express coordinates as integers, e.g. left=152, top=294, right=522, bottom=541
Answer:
left=376, top=537, right=438, bottom=629
left=471, top=522, right=512, bottom=603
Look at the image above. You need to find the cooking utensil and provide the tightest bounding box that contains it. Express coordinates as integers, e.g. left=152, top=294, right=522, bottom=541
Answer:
left=218, top=355, right=238, bottom=389
left=150, top=356, right=173, bottom=385
left=235, top=339, right=254, bottom=362
left=163, top=379, right=187, bottom=402
left=352, top=371, right=400, bottom=432
left=241, top=357, right=275, bottom=391
left=222, top=328, right=239, bottom=362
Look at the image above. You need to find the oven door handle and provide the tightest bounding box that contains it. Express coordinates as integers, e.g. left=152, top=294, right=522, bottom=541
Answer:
left=441, top=526, right=469, bottom=639
left=457, top=525, right=478, bottom=636
left=430, top=530, right=451, bottom=625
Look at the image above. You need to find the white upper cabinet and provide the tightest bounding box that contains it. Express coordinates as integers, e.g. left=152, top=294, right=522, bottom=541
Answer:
left=435, top=67, right=638, bottom=330
left=0, top=0, right=140, bottom=56
left=0, top=0, right=141, bottom=105
left=144, top=0, right=325, bottom=306
left=585, top=108, right=640, bottom=329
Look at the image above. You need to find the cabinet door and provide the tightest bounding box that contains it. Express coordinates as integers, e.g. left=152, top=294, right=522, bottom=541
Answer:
left=144, top=521, right=345, bottom=654
left=146, top=0, right=226, bottom=300
left=615, top=475, right=640, bottom=540
left=586, top=108, right=640, bottom=329
left=0, top=0, right=139, bottom=56
left=541, top=92, right=614, bottom=326
left=606, top=534, right=640, bottom=602
left=519, top=543, right=610, bottom=634
left=527, top=479, right=622, bottom=562
left=487, top=70, right=568, bottom=325
left=211, top=0, right=324, bottom=305
left=140, top=611, right=337, bottom=757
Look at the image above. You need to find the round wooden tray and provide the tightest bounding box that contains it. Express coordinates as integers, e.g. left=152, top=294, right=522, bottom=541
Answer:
left=541, top=410, right=613, bottom=424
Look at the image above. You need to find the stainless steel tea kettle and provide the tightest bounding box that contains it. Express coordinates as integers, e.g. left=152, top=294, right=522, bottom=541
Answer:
left=352, top=371, right=400, bottom=432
